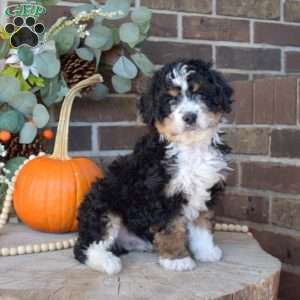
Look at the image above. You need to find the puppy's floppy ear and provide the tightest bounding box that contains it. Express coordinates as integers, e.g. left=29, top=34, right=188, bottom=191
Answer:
left=210, top=69, right=233, bottom=113
left=138, top=71, right=160, bottom=125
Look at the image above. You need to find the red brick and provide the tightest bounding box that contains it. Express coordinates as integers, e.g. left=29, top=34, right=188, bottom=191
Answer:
left=271, top=129, right=300, bottom=158
left=150, top=14, right=178, bottom=38
left=40, top=5, right=71, bottom=27
left=226, top=161, right=238, bottom=187
left=255, top=23, right=300, bottom=47
left=254, top=78, right=275, bottom=124
left=241, top=162, right=300, bottom=194
left=215, top=193, right=269, bottom=223
left=272, top=198, right=300, bottom=230
left=284, top=0, right=300, bottom=23
left=252, top=228, right=300, bottom=266
left=273, top=77, right=297, bottom=124
left=182, top=16, right=249, bottom=42
left=223, top=73, right=249, bottom=82
left=141, top=0, right=212, bottom=13
left=223, top=127, right=270, bottom=155
left=216, top=47, right=281, bottom=71
left=55, top=96, right=138, bottom=123
left=142, top=41, right=212, bottom=65
left=216, top=0, right=280, bottom=19
left=286, top=52, right=300, bottom=73
left=279, top=270, right=300, bottom=300
left=48, top=126, right=92, bottom=152
left=229, top=81, right=254, bottom=124
left=99, top=126, right=148, bottom=150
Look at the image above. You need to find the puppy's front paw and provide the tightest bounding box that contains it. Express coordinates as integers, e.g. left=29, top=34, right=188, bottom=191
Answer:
left=194, top=245, right=223, bottom=262
left=159, top=256, right=196, bottom=271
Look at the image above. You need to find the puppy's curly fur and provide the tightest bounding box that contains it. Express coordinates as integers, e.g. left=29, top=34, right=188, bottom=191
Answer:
left=74, top=59, right=233, bottom=274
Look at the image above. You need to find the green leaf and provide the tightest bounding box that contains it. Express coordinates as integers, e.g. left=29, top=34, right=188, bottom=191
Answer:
left=138, top=21, right=151, bottom=35
left=113, top=56, right=138, bottom=79
left=119, top=23, right=140, bottom=46
left=5, top=157, right=27, bottom=179
left=75, top=47, right=95, bottom=62
left=17, top=46, right=33, bottom=66
left=0, top=110, right=24, bottom=133
left=0, top=76, right=20, bottom=103
left=54, top=27, right=77, bottom=55
left=19, top=122, right=37, bottom=144
left=93, top=49, right=102, bottom=69
left=33, top=51, right=60, bottom=78
left=90, top=83, right=109, bottom=100
left=112, top=75, right=131, bottom=93
left=10, top=91, right=37, bottom=117
left=0, top=39, right=9, bottom=59
left=33, top=104, right=50, bottom=128
left=131, top=6, right=152, bottom=25
left=40, top=77, right=62, bottom=106
left=71, top=4, right=95, bottom=16
left=85, top=25, right=113, bottom=49
left=41, top=0, right=60, bottom=6
left=103, top=0, right=130, bottom=19
left=131, top=53, right=155, bottom=77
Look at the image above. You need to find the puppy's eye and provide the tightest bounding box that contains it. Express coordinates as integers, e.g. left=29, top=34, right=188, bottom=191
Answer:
left=192, top=82, right=201, bottom=93
left=167, top=88, right=180, bottom=97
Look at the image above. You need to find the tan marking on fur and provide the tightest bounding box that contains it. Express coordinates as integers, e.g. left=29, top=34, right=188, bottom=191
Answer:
left=155, top=113, right=222, bottom=145
left=192, top=210, right=215, bottom=232
left=168, top=88, right=180, bottom=97
left=153, top=217, right=189, bottom=259
left=106, top=214, right=121, bottom=239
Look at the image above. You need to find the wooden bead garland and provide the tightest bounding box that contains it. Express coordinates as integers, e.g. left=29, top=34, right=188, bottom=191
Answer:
left=0, top=152, right=249, bottom=257
left=0, top=153, right=77, bottom=257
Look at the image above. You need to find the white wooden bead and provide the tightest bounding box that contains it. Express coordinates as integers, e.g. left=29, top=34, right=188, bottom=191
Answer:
left=9, top=247, right=17, bottom=256
left=2, top=207, right=10, bottom=214
left=3, top=201, right=11, bottom=209
left=62, top=240, right=70, bottom=249
left=48, top=243, right=56, bottom=251
left=235, top=225, right=242, bottom=232
left=38, top=152, right=46, bottom=156
left=242, top=225, right=249, bottom=233
left=29, top=155, right=36, bottom=160
left=228, top=224, right=235, bottom=231
left=221, top=224, right=228, bottom=231
left=25, top=245, right=33, bottom=254
left=55, top=242, right=63, bottom=250
left=214, top=223, right=222, bottom=231
left=17, top=246, right=25, bottom=255
left=33, top=244, right=41, bottom=253
left=41, top=243, right=49, bottom=252
left=69, top=239, right=76, bottom=247
left=1, top=248, right=9, bottom=256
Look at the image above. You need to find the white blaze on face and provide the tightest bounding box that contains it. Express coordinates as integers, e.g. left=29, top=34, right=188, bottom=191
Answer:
left=167, top=64, right=218, bottom=135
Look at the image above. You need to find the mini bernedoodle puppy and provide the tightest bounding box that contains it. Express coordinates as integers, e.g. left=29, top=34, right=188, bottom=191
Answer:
left=74, top=59, right=233, bottom=274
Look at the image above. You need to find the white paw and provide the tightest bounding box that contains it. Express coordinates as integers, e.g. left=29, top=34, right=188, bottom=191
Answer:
left=159, top=257, right=196, bottom=271
left=85, top=242, right=122, bottom=275
left=101, top=252, right=122, bottom=274
left=194, top=245, right=223, bottom=262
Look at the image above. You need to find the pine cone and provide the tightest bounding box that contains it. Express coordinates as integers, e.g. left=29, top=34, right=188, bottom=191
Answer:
left=61, top=53, right=97, bottom=96
left=0, top=135, right=46, bottom=164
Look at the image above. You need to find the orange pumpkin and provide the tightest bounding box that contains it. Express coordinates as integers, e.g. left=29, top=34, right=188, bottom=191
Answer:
left=13, top=75, right=104, bottom=233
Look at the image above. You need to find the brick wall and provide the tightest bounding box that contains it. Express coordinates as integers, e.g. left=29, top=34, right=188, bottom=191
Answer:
left=15, top=0, right=300, bottom=299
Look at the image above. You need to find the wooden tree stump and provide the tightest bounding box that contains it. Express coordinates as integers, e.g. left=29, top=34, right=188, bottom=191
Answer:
left=0, top=224, right=281, bottom=300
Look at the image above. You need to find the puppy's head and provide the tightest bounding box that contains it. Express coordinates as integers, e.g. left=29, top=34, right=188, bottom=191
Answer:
left=139, top=59, right=233, bottom=143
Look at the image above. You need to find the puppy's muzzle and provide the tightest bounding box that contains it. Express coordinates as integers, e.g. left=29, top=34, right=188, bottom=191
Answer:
left=183, top=112, right=197, bottom=126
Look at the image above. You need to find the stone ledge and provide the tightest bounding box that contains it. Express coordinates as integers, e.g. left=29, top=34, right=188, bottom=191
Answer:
left=0, top=224, right=281, bottom=300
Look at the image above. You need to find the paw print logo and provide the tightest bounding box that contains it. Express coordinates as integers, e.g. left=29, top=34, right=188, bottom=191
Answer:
left=5, top=16, right=45, bottom=48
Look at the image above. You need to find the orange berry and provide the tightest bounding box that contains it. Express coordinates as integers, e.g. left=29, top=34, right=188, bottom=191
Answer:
left=0, top=130, right=12, bottom=142
left=42, top=129, right=54, bottom=140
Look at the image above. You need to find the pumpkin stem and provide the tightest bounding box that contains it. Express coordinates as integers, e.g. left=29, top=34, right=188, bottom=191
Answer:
left=50, top=74, right=103, bottom=160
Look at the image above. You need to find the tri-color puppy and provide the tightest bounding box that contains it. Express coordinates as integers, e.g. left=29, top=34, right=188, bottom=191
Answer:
left=74, top=59, right=233, bottom=274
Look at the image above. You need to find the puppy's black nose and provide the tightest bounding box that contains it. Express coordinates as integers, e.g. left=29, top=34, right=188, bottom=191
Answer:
left=183, top=113, right=197, bottom=125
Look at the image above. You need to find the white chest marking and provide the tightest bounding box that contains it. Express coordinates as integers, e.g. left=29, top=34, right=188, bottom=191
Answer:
left=165, top=138, right=228, bottom=219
